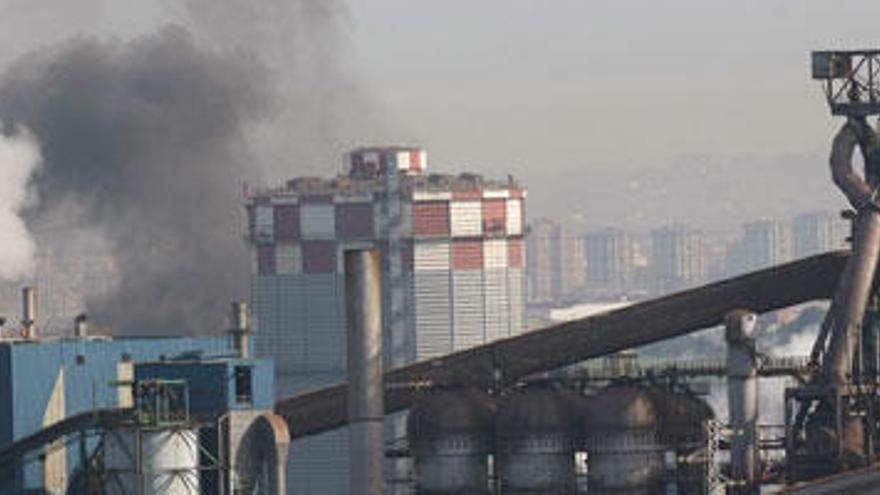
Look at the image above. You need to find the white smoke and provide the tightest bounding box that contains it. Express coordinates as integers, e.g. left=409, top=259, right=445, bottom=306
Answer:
left=0, top=124, right=40, bottom=281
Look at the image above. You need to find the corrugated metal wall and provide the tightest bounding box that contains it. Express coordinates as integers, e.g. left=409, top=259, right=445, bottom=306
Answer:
left=256, top=245, right=275, bottom=275
left=414, top=270, right=452, bottom=359
left=506, top=198, right=523, bottom=236
left=482, top=198, right=507, bottom=235
left=452, top=270, right=485, bottom=351
left=452, top=240, right=483, bottom=270
left=335, top=202, right=373, bottom=239
left=450, top=201, right=483, bottom=237
left=252, top=274, right=345, bottom=374
left=414, top=241, right=450, bottom=271
left=484, top=268, right=511, bottom=341
left=274, top=204, right=300, bottom=242
left=275, top=243, right=301, bottom=275
left=254, top=205, right=274, bottom=243
left=300, top=204, right=336, bottom=240
left=412, top=201, right=450, bottom=237
left=508, top=268, right=526, bottom=336
left=302, top=241, right=337, bottom=274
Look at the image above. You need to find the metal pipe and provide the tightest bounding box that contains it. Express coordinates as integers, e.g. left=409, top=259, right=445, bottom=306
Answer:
left=21, top=287, right=36, bottom=339
left=832, top=119, right=877, bottom=209
left=825, top=120, right=880, bottom=388
left=231, top=301, right=250, bottom=358
left=726, top=310, right=759, bottom=495
left=344, top=249, right=385, bottom=495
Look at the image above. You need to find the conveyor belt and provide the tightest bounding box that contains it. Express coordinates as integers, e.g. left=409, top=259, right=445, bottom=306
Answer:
left=0, top=408, right=130, bottom=473
left=276, top=251, right=848, bottom=438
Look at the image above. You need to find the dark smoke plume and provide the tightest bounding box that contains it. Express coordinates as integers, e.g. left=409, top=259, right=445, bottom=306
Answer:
left=0, top=26, right=272, bottom=334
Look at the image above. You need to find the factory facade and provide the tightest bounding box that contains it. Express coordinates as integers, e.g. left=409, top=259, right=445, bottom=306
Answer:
left=246, top=146, right=527, bottom=492
left=0, top=334, right=277, bottom=493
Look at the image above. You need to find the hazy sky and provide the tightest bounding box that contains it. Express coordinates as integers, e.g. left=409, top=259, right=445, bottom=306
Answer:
left=1, top=1, right=877, bottom=229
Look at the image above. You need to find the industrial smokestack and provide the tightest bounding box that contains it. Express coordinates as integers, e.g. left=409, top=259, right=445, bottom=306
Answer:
left=344, top=249, right=385, bottom=495
left=230, top=301, right=250, bottom=358
left=74, top=313, right=88, bottom=338
left=726, top=310, right=759, bottom=495
left=21, top=286, right=36, bottom=339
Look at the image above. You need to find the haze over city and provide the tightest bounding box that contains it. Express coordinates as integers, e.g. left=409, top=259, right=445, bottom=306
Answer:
left=1, top=1, right=878, bottom=230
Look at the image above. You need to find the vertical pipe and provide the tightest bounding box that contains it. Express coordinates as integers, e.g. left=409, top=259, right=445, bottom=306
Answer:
left=726, top=310, right=759, bottom=495
left=21, top=287, right=36, bottom=339
left=345, top=249, right=385, bottom=495
left=231, top=301, right=250, bottom=358
left=826, top=210, right=880, bottom=388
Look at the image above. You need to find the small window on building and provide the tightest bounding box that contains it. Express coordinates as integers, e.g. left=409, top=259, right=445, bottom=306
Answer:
left=234, top=366, right=253, bottom=405
left=76, top=355, right=86, bottom=365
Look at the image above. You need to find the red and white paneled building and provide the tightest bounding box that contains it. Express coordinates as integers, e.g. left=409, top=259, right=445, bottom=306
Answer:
left=245, top=147, right=526, bottom=493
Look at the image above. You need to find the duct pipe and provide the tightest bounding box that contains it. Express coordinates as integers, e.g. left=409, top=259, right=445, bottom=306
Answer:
left=230, top=301, right=250, bottom=358
left=21, top=287, right=36, bottom=339
left=726, top=310, right=759, bottom=495
left=345, top=249, right=385, bottom=495
left=825, top=120, right=880, bottom=389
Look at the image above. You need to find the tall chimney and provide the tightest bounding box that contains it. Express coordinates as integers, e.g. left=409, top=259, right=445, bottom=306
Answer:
left=345, top=249, right=385, bottom=495
left=21, top=287, right=36, bottom=339
left=230, top=301, right=250, bottom=358
left=726, top=310, right=759, bottom=495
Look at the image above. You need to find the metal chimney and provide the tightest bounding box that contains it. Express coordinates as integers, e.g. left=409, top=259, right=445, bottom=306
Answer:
left=21, top=287, right=36, bottom=339
left=231, top=301, right=250, bottom=358
left=344, top=249, right=385, bottom=495
left=726, top=310, right=759, bottom=495
left=74, top=314, right=88, bottom=338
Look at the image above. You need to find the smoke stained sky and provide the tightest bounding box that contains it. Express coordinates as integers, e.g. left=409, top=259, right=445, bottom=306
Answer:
left=0, top=2, right=877, bottom=332
left=0, top=1, right=378, bottom=334
left=1, top=1, right=879, bottom=228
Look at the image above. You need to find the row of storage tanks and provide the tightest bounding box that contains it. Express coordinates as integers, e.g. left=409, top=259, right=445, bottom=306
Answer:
left=408, top=384, right=713, bottom=494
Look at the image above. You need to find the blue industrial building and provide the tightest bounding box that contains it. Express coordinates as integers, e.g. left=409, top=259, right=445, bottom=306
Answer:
left=136, top=357, right=274, bottom=416
left=0, top=334, right=275, bottom=493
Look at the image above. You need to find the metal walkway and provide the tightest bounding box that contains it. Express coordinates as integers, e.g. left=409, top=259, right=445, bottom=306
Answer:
left=276, top=251, right=848, bottom=438
left=575, top=355, right=813, bottom=381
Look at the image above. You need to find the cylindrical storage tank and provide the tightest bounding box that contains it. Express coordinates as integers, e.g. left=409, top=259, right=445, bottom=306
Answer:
left=584, top=385, right=714, bottom=495
left=652, top=389, right=713, bottom=494
left=583, top=385, right=665, bottom=494
left=103, top=427, right=201, bottom=494
left=494, top=388, right=578, bottom=494
left=408, top=388, right=494, bottom=494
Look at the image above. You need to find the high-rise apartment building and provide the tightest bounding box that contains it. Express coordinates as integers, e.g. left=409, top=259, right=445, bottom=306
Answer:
left=726, top=219, right=793, bottom=275
left=793, top=210, right=848, bottom=258
left=527, top=218, right=586, bottom=303
left=584, top=228, right=637, bottom=291
left=650, top=224, right=706, bottom=292
left=245, top=147, right=526, bottom=493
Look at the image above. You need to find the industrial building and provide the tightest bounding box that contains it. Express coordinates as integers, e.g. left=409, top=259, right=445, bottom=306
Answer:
left=0, top=294, right=283, bottom=494
left=245, top=146, right=527, bottom=493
